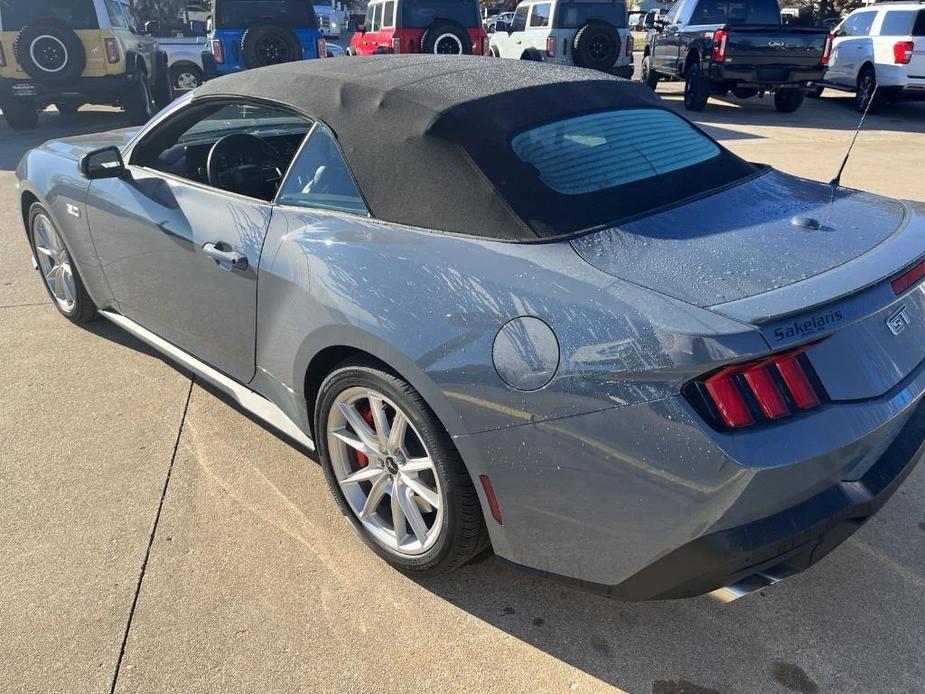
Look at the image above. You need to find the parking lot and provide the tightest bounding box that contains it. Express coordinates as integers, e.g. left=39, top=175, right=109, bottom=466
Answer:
left=1, top=74, right=924, bottom=694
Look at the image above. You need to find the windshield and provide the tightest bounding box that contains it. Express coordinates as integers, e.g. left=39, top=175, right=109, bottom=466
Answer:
left=215, top=0, right=317, bottom=28
left=690, top=0, right=781, bottom=26
left=555, top=0, right=627, bottom=29
left=400, top=0, right=480, bottom=28
left=512, top=109, right=719, bottom=195
left=0, top=0, right=99, bottom=30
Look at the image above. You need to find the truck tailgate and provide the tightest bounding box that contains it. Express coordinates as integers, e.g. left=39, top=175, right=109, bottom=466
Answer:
left=725, top=26, right=828, bottom=68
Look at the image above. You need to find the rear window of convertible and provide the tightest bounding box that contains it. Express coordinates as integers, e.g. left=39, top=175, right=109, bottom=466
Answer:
left=512, top=109, right=720, bottom=196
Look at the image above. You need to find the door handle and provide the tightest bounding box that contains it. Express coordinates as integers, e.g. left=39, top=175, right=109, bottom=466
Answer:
left=203, top=242, right=248, bottom=270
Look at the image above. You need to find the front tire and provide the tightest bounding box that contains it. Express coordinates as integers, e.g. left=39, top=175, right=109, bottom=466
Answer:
left=28, top=203, right=96, bottom=323
left=1, top=98, right=39, bottom=130
left=641, top=54, right=660, bottom=89
left=170, top=64, right=203, bottom=91
left=683, top=64, right=710, bottom=111
left=774, top=88, right=804, bottom=113
left=315, top=358, right=489, bottom=575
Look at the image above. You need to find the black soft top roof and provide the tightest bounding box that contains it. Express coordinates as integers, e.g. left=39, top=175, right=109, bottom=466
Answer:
left=195, top=55, right=755, bottom=241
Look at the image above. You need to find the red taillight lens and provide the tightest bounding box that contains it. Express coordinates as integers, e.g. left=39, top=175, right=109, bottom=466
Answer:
left=546, top=36, right=556, bottom=57
left=105, top=38, right=120, bottom=64
left=626, top=34, right=634, bottom=57
left=392, top=37, right=401, bottom=53
left=890, top=257, right=925, bottom=294
left=317, top=37, right=327, bottom=58
left=687, top=346, right=826, bottom=430
left=711, top=29, right=727, bottom=63
left=821, top=33, right=833, bottom=66
left=0, top=43, right=7, bottom=68
left=211, top=38, right=225, bottom=64
left=893, top=40, right=914, bottom=65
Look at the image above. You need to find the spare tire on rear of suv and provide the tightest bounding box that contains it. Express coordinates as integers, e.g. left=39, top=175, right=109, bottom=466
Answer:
left=421, top=22, right=471, bottom=54
left=14, top=19, right=86, bottom=83
left=571, top=20, right=620, bottom=71
left=241, top=23, right=302, bottom=68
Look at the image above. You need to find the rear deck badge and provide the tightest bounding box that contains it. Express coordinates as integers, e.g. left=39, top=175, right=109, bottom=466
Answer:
left=66, top=204, right=80, bottom=218
left=887, top=306, right=911, bottom=335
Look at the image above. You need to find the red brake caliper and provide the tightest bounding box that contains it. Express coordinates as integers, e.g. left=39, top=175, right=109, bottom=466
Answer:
left=354, top=404, right=375, bottom=469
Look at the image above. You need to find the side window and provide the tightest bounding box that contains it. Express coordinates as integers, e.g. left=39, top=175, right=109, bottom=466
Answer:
left=104, top=0, right=129, bottom=28
left=365, top=4, right=375, bottom=29
left=529, top=3, right=551, bottom=28
left=382, top=0, right=396, bottom=28
left=278, top=125, right=368, bottom=215
left=511, top=4, right=529, bottom=32
left=843, top=12, right=875, bottom=37
left=879, top=10, right=919, bottom=37
left=371, top=3, right=383, bottom=31
left=663, top=0, right=684, bottom=24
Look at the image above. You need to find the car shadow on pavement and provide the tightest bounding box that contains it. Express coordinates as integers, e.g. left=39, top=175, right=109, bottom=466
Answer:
left=0, top=107, right=130, bottom=172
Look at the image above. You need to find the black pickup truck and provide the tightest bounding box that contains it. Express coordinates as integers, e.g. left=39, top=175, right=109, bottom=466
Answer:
left=641, top=0, right=832, bottom=112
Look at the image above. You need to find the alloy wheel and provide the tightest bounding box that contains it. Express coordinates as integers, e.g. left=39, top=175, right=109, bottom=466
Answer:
left=32, top=214, right=77, bottom=312
left=174, top=70, right=201, bottom=90
left=327, top=387, right=444, bottom=556
left=589, top=34, right=610, bottom=61
left=434, top=33, right=463, bottom=54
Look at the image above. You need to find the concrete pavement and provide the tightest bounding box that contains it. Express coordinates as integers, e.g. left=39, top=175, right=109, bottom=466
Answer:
left=1, top=91, right=924, bottom=694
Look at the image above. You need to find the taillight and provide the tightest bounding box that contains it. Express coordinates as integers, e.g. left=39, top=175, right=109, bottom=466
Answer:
left=893, top=40, right=914, bottom=65
left=105, top=38, right=120, bottom=64
left=685, top=346, right=827, bottom=430
left=546, top=36, right=556, bottom=57
left=211, top=38, right=225, bottom=64
left=317, top=37, right=327, bottom=58
left=392, top=37, right=401, bottom=53
left=711, top=29, right=727, bottom=63
left=821, top=33, right=833, bottom=66
left=626, top=34, right=634, bottom=57
left=0, top=43, right=6, bottom=68
left=890, top=257, right=925, bottom=294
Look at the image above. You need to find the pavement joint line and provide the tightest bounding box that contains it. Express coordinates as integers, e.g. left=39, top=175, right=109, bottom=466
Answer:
left=108, top=375, right=195, bottom=694
left=0, top=302, right=48, bottom=310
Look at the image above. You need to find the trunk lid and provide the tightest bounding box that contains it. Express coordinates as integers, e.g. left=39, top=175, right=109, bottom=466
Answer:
left=571, top=169, right=925, bottom=401
left=723, top=25, right=829, bottom=68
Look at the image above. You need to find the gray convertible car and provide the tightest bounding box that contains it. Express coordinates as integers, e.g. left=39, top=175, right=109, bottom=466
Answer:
left=16, top=56, right=925, bottom=601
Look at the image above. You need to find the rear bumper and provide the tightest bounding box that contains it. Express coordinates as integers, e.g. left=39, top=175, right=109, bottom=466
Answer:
left=497, top=394, right=925, bottom=600
left=0, top=74, right=137, bottom=103
left=709, top=63, right=825, bottom=88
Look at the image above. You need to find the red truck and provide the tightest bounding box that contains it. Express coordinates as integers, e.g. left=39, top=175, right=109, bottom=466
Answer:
left=348, top=0, right=488, bottom=55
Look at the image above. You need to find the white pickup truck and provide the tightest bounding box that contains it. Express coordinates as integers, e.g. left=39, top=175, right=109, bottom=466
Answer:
left=488, top=0, right=634, bottom=76
left=152, top=21, right=208, bottom=92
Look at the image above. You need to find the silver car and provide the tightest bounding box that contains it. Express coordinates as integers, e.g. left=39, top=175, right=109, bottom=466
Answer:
left=15, top=56, right=925, bottom=601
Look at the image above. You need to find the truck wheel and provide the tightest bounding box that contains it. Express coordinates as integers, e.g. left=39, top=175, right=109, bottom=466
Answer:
left=122, top=73, right=155, bottom=125
left=683, top=64, right=710, bottom=111
left=1, top=98, right=39, bottom=130
left=170, top=64, right=203, bottom=91
left=421, top=22, right=471, bottom=55
left=571, top=20, right=620, bottom=71
left=855, top=66, right=884, bottom=114
left=774, top=88, right=804, bottom=113
left=13, top=19, right=86, bottom=84
left=241, top=23, right=303, bottom=67
left=641, top=55, right=660, bottom=89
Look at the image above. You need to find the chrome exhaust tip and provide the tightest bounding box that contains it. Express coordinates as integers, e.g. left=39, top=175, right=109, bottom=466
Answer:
left=708, top=565, right=799, bottom=603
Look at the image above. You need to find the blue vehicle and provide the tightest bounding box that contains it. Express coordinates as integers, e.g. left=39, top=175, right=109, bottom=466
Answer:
left=202, top=0, right=326, bottom=79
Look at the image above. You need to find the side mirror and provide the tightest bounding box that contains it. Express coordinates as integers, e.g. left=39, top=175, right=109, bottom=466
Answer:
left=189, top=20, right=207, bottom=35
left=206, top=18, right=213, bottom=32
left=143, top=20, right=160, bottom=35
left=357, top=24, right=366, bottom=33
left=80, top=146, right=128, bottom=180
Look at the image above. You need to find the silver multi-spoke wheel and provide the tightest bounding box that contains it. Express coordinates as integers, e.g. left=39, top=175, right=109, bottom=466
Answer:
left=327, top=387, right=444, bottom=556
left=32, top=213, right=77, bottom=312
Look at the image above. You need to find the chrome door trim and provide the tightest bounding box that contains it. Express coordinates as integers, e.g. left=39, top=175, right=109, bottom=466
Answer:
left=99, top=309, right=315, bottom=451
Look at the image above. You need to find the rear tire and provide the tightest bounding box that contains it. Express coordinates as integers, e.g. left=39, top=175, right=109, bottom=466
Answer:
left=571, top=20, right=620, bottom=71
left=13, top=19, right=86, bottom=84
left=28, top=203, right=97, bottom=324
left=315, top=358, right=489, bottom=575
left=855, top=65, right=884, bottom=114
left=773, top=88, right=804, bottom=113
left=2, top=98, right=39, bottom=130
left=122, top=73, right=154, bottom=125
left=683, top=64, right=710, bottom=111
left=241, top=23, right=302, bottom=68
left=421, top=22, right=471, bottom=55
left=641, top=54, right=660, bottom=89
left=170, top=64, right=203, bottom=91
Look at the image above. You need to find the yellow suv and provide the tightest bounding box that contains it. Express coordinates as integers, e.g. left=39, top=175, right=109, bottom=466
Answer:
left=0, top=0, right=170, bottom=130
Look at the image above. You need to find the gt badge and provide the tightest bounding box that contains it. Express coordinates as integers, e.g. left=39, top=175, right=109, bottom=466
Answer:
left=887, top=306, right=911, bottom=336
left=66, top=204, right=81, bottom=218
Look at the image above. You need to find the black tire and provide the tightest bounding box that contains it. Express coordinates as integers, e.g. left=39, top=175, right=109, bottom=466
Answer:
left=774, top=88, right=804, bottom=113
left=122, top=71, right=155, bottom=125
left=54, top=102, right=81, bottom=116
left=421, top=22, right=471, bottom=55
left=571, top=20, right=620, bottom=71
left=13, top=19, right=86, bottom=84
left=641, top=54, right=660, bottom=89
left=807, top=85, right=824, bottom=98
left=241, top=23, right=302, bottom=68
left=152, top=54, right=173, bottom=110
left=683, top=63, right=710, bottom=111
left=315, top=358, right=490, bottom=575
left=27, top=203, right=97, bottom=324
left=856, top=65, right=884, bottom=114
left=346, top=46, right=357, bottom=56
left=169, top=63, right=203, bottom=91
left=731, top=87, right=759, bottom=99
left=2, top=98, right=39, bottom=130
